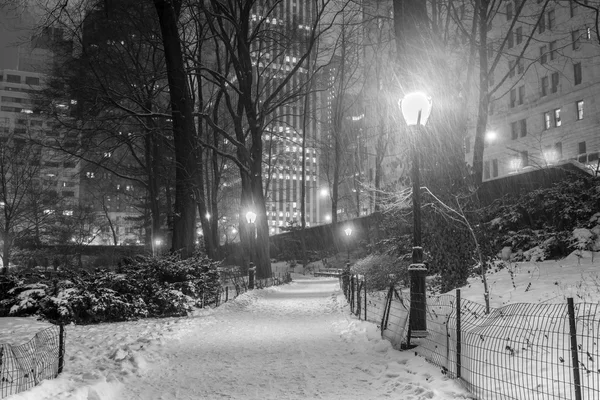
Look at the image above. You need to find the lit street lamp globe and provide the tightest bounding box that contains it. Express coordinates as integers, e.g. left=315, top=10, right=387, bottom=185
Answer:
left=245, top=211, right=257, bottom=224
left=400, top=92, right=433, bottom=126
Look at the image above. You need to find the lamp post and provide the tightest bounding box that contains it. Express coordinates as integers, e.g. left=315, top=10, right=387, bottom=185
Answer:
left=400, top=91, right=432, bottom=340
left=344, top=227, right=352, bottom=263
left=245, top=210, right=257, bottom=287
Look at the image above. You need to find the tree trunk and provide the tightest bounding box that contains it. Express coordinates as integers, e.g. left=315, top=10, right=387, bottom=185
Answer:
left=153, top=0, right=198, bottom=258
left=472, top=0, right=490, bottom=186
left=2, top=226, right=10, bottom=274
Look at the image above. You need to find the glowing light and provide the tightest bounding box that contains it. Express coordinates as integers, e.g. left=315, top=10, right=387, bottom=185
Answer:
left=246, top=211, right=257, bottom=224
left=325, top=214, right=331, bottom=222
left=400, top=92, right=433, bottom=126
left=485, top=131, right=497, bottom=142
left=344, top=227, right=352, bottom=237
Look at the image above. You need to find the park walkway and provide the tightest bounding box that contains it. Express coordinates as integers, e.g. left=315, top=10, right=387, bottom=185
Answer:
left=118, top=276, right=471, bottom=400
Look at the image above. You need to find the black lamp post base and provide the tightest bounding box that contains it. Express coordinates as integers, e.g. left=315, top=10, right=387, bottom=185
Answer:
left=408, top=262, right=427, bottom=335
left=410, top=330, right=429, bottom=339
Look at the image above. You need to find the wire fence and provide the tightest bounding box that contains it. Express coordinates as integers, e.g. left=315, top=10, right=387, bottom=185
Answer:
left=341, top=273, right=600, bottom=400
left=214, top=272, right=292, bottom=306
left=0, top=324, right=65, bottom=399
left=1, top=269, right=290, bottom=398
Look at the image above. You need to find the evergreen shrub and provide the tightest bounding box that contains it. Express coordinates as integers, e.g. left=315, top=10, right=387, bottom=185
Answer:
left=1, top=253, right=221, bottom=323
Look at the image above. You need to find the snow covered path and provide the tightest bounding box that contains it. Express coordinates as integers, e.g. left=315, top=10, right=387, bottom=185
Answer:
left=5, top=276, right=473, bottom=400
left=118, top=277, right=471, bottom=400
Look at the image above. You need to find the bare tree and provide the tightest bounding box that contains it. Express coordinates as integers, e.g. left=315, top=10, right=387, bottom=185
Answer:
left=193, top=0, right=340, bottom=278
left=0, top=135, right=59, bottom=272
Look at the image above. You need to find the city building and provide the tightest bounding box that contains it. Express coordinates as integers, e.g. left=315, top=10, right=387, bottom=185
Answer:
left=256, top=0, right=330, bottom=235
left=468, top=1, right=600, bottom=181
left=0, top=24, right=84, bottom=244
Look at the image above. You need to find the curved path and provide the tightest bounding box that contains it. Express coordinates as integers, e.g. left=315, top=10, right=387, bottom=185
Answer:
left=118, top=277, right=471, bottom=400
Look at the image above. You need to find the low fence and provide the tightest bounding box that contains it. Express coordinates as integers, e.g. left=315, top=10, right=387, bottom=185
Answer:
left=0, top=325, right=65, bottom=399
left=214, top=272, right=292, bottom=306
left=1, top=270, right=290, bottom=398
left=341, top=274, right=600, bottom=400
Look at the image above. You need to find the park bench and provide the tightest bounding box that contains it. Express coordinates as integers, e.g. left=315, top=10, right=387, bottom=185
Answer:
left=313, top=268, right=343, bottom=277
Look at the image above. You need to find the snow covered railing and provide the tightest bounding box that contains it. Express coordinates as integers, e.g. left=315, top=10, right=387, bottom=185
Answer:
left=0, top=324, right=65, bottom=399
left=342, top=281, right=600, bottom=400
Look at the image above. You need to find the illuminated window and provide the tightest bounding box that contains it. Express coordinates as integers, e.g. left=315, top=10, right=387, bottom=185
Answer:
left=576, top=100, right=584, bottom=120
left=554, top=108, right=561, bottom=127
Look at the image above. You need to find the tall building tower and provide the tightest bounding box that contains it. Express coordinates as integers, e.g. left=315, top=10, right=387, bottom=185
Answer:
left=468, top=1, right=600, bottom=181
left=259, top=0, right=328, bottom=235
left=0, top=24, right=81, bottom=243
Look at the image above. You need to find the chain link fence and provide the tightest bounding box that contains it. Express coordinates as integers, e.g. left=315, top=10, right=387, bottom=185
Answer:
left=341, top=273, right=600, bottom=400
left=0, top=324, right=65, bottom=399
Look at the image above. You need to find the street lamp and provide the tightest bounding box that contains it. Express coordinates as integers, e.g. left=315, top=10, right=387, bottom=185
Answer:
left=344, top=227, right=352, bottom=263
left=245, top=210, right=257, bottom=238
left=154, top=238, right=162, bottom=256
left=400, top=91, right=432, bottom=340
left=245, top=210, right=257, bottom=288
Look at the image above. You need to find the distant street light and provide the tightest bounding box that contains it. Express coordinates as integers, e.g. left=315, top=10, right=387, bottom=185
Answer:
left=154, top=238, right=162, bottom=256
left=344, top=227, right=352, bottom=263
left=400, top=91, right=432, bottom=340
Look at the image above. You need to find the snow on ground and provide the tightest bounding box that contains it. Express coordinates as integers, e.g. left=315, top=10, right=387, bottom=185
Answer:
left=3, top=275, right=472, bottom=400
left=0, top=317, right=52, bottom=346
left=458, top=250, right=600, bottom=307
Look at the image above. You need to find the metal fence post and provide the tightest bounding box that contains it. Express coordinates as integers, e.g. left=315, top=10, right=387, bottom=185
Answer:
left=350, top=275, right=355, bottom=314
left=58, top=324, right=65, bottom=375
left=456, top=289, right=462, bottom=379
left=248, top=262, right=256, bottom=290
left=364, top=277, right=367, bottom=321
left=567, top=298, right=582, bottom=400
left=381, top=284, right=394, bottom=336
left=356, top=277, right=361, bottom=318
left=225, top=286, right=229, bottom=302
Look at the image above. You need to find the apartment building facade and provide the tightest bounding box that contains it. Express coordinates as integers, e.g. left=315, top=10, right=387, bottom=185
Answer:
left=469, top=1, right=600, bottom=181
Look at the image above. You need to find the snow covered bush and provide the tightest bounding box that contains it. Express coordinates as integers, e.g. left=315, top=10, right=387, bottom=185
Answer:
left=570, top=228, right=595, bottom=260
left=1, top=283, right=48, bottom=316
left=351, top=253, right=407, bottom=291
left=2, top=253, right=222, bottom=323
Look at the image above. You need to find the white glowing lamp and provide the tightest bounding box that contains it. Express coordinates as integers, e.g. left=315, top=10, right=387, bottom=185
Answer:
left=344, top=227, right=352, bottom=237
left=245, top=211, right=257, bottom=224
left=400, top=92, right=433, bottom=126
